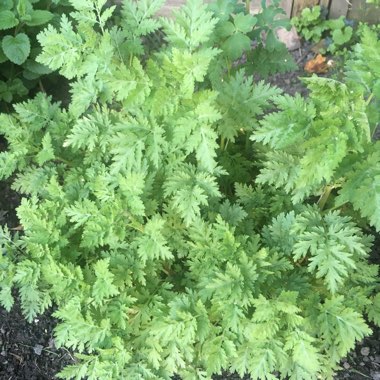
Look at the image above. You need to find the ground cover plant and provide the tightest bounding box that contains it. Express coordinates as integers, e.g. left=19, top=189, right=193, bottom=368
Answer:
left=0, top=0, right=379, bottom=379
left=291, top=5, right=356, bottom=54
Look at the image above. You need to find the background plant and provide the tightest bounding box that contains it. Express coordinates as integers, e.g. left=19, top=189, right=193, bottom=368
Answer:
left=291, top=5, right=355, bottom=54
left=0, top=1, right=378, bottom=380
left=0, top=0, right=72, bottom=110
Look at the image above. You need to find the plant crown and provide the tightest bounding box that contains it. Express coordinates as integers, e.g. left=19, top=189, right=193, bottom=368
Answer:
left=0, top=1, right=379, bottom=379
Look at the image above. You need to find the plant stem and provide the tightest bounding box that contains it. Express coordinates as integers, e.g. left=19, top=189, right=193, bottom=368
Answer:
left=317, top=185, right=334, bottom=211
left=324, top=200, right=348, bottom=213
left=245, top=0, right=251, bottom=14
left=365, top=92, right=374, bottom=106
left=39, top=80, right=46, bottom=93
left=220, top=136, right=226, bottom=150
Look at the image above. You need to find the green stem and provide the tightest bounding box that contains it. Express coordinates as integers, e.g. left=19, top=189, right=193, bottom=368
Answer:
left=55, top=156, right=72, bottom=166
left=39, top=79, right=46, bottom=93
left=365, top=92, right=374, bottom=106
left=323, top=200, right=348, bottom=214
left=220, top=136, right=226, bottom=150
left=225, top=57, right=231, bottom=78
left=245, top=0, right=251, bottom=13
left=317, top=185, right=334, bottom=211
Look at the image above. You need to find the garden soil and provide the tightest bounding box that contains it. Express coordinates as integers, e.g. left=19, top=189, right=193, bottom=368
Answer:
left=0, top=42, right=379, bottom=380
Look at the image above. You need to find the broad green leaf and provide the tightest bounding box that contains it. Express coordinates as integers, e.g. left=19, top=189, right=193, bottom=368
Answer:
left=0, top=0, right=13, bottom=11
left=2, top=33, right=31, bottom=65
left=222, top=32, right=251, bottom=60
left=332, top=26, right=352, bottom=46
left=216, top=20, right=235, bottom=38
left=233, top=13, right=257, bottom=33
left=25, top=10, right=54, bottom=26
left=0, top=10, right=19, bottom=30
left=23, top=59, right=52, bottom=75
left=17, top=0, right=32, bottom=18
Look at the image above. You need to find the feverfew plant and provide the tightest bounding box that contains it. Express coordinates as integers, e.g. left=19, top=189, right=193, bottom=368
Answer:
left=0, top=1, right=378, bottom=380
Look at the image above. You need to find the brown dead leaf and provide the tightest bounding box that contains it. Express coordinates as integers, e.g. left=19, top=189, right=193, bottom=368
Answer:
left=304, top=54, right=329, bottom=74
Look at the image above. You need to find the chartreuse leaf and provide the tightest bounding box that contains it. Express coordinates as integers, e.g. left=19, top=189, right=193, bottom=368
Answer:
left=136, top=216, right=173, bottom=262
left=2, top=33, right=30, bottom=64
left=336, top=147, right=380, bottom=231
left=37, top=15, right=84, bottom=79
left=367, top=293, right=380, bottom=326
left=0, top=284, right=14, bottom=311
left=317, top=297, right=371, bottom=358
left=161, top=0, right=218, bottom=50
left=36, top=133, right=55, bottom=166
left=92, top=258, right=119, bottom=305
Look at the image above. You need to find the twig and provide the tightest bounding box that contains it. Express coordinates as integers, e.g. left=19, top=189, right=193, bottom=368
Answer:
left=60, top=346, right=76, bottom=362
left=349, top=368, right=372, bottom=379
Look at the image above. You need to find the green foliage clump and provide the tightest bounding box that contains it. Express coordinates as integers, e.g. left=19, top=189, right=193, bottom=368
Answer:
left=291, top=5, right=354, bottom=54
left=0, top=0, right=72, bottom=108
left=0, top=1, right=378, bottom=380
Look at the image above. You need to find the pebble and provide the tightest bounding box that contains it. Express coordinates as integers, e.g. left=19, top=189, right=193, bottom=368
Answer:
left=343, top=362, right=350, bottom=369
left=33, top=344, right=43, bottom=356
left=360, top=346, right=370, bottom=356
left=371, top=372, right=380, bottom=380
left=363, top=356, right=369, bottom=362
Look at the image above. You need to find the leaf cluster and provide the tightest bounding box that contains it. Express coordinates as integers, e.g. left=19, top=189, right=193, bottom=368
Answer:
left=291, top=5, right=355, bottom=54
left=0, top=0, right=73, bottom=108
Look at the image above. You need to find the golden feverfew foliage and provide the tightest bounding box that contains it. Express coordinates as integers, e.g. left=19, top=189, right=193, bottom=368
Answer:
left=0, top=1, right=378, bottom=379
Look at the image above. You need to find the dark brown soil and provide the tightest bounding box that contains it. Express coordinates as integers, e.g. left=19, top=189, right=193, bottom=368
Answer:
left=0, top=41, right=379, bottom=380
left=0, top=303, right=75, bottom=380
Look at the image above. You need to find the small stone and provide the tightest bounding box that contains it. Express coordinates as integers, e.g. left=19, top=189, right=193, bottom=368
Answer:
left=276, top=27, right=301, bottom=51
left=360, top=361, right=365, bottom=366
left=0, top=350, right=6, bottom=356
left=360, top=346, right=370, bottom=356
left=363, top=356, right=369, bottom=362
left=33, top=344, right=43, bottom=356
left=343, top=362, right=350, bottom=369
left=371, top=371, right=380, bottom=380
